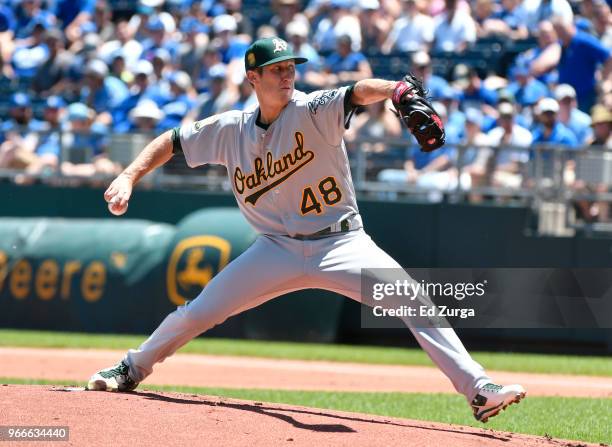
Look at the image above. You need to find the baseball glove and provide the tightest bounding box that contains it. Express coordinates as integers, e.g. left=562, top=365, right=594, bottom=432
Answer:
left=391, top=74, right=446, bottom=152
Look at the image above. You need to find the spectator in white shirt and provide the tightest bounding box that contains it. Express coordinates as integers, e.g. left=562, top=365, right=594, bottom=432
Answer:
left=313, top=0, right=362, bottom=52
left=432, top=0, right=477, bottom=52
left=521, top=0, right=574, bottom=35
left=487, top=102, right=533, bottom=188
left=382, top=0, right=434, bottom=53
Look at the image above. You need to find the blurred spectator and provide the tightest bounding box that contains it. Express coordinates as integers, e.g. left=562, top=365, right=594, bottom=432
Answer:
left=99, top=20, right=143, bottom=69
left=411, top=51, right=449, bottom=99
left=113, top=60, right=156, bottom=131
left=473, top=0, right=496, bottom=38
left=151, top=48, right=172, bottom=81
left=55, top=0, right=95, bottom=42
left=212, top=14, right=249, bottom=64
left=382, top=0, right=434, bottom=53
left=486, top=102, right=532, bottom=188
left=127, top=99, right=165, bottom=133
left=458, top=108, right=492, bottom=195
left=177, top=16, right=210, bottom=79
left=31, top=28, right=73, bottom=95
left=158, top=71, right=197, bottom=128
left=309, top=34, right=372, bottom=87
left=222, top=0, right=254, bottom=39
left=0, top=92, right=45, bottom=169
left=270, top=0, right=308, bottom=40
left=108, top=50, right=135, bottom=85
left=68, top=0, right=114, bottom=44
left=0, top=4, right=15, bottom=77
left=344, top=99, right=401, bottom=154
left=521, top=0, right=573, bottom=35
left=487, top=0, right=528, bottom=40
left=588, top=104, right=612, bottom=147
left=11, top=17, right=51, bottom=81
left=432, top=0, right=476, bottom=53
left=532, top=97, right=578, bottom=149
left=286, top=20, right=321, bottom=82
left=573, top=104, right=612, bottom=222
left=313, top=0, right=362, bottom=53
left=378, top=102, right=462, bottom=196
left=444, top=87, right=468, bottom=133
left=555, top=84, right=593, bottom=145
left=140, top=15, right=179, bottom=63
left=548, top=18, right=612, bottom=112
left=590, top=0, right=612, bottom=49
left=13, top=0, right=56, bottom=40
left=80, top=59, right=129, bottom=124
left=230, top=72, right=257, bottom=111
left=194, top=43, right=223, bottom=93
left=455, top=66, right=498, bottom=111
left=187, top=63, right=235, bottom=122
left=59, top=102, right=118, bottom=178
left=357, top=0, right=391, bottom=54
left=519, top=20, right=559, bottom=87
left=22, top=96, right=67, bottom=180
left=506, top=63, right=549, bottom=108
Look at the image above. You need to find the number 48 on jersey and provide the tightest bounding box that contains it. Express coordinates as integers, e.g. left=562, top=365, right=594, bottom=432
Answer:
left=300, top=176, right=342, bottom=215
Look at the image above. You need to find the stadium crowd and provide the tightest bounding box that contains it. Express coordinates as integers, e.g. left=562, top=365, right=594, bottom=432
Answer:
left=0, top=0, right=611, bottom=218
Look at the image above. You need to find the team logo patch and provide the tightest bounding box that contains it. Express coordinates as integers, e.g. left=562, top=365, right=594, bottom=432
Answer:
left=307, top=89, right=339, bottom=115
left=272, top=38, right=288, bottom=53
left=247, top=52, right=256, bottom=67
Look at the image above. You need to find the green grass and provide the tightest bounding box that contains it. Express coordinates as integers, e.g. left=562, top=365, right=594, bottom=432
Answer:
left=2, top=377, right=610, bottom=445
left=0, top=329, right=610, bottom=377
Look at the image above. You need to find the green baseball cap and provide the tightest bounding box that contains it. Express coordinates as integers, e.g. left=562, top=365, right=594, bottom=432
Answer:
left=244, top=37, right=308, bottom=72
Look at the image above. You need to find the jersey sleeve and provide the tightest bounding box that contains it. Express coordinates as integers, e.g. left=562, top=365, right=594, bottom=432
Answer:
left=304, top=86, right=355, bottom=147
left=178, top=112, right=237, bottom=167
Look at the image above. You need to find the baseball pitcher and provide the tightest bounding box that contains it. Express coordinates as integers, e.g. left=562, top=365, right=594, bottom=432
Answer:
left=91, top=37, right=525, bottom=423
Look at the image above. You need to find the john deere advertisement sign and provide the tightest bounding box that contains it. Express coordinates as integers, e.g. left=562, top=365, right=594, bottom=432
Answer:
left=0, top=209, right=256, bottom=333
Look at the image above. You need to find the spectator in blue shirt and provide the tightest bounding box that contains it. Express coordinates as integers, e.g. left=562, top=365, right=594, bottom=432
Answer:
left=455, top=66, right=498, bottom=110
left=532, top=98, right=579, bottom=158
left=0, top=92, right=46, bottom=169
left=112, top=60, right=156, bottom=132
left=554, top=84, right=593, bottom=145
left=324, top=34, right=372, bottom=84
left=506, top=64, right=549, bottom=107
left=52, top=0, right=95, bottom=30
left=80, top=59, right=129, bottom=125
left=13, top=0, right=56, bottom=39
left=411, top=50, right=449, bottom=100
left=552, top=18, right=612, bottom=112
left=140, top=15, right=179, bottom=64
left=212, top=14, right=249, bottom=64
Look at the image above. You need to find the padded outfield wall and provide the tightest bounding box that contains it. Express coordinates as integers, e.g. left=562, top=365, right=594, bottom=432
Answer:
left=0, top=183, right=611, bottom=351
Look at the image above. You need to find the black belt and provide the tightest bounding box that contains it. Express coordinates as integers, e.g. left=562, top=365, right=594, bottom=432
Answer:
left=292, top=218, right=351, bottom=240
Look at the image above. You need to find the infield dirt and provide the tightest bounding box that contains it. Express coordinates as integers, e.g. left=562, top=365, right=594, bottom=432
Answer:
left=0, top=385, right=601, bottom=447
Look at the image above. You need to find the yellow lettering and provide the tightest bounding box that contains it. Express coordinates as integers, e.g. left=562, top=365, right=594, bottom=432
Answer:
left=82, top=261, right=106, bottom=302
left=10, top=259, right=31, bottom=300
left=62, top=261, right=82, bottom=300
left=0, top=251, right=7, bottom=293
left=36, top=259, right=59, bottom=301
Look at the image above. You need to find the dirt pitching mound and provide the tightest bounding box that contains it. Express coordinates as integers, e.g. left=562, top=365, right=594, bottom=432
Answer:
left=0, top=385, right=597, bottom=447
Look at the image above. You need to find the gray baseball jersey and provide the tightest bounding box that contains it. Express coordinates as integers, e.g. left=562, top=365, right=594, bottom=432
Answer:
left=123, top=86, right=492, bottom=406
left=179, top=87, right=360, bottom=236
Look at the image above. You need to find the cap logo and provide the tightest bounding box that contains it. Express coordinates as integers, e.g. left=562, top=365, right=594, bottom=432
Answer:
left=247, top=52, right=256, bottom=67
left=272, top=38, right=288, bottom=53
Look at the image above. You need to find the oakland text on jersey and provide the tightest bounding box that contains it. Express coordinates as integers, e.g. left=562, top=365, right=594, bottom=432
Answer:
left=234, top=131, right=315, bottom=205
